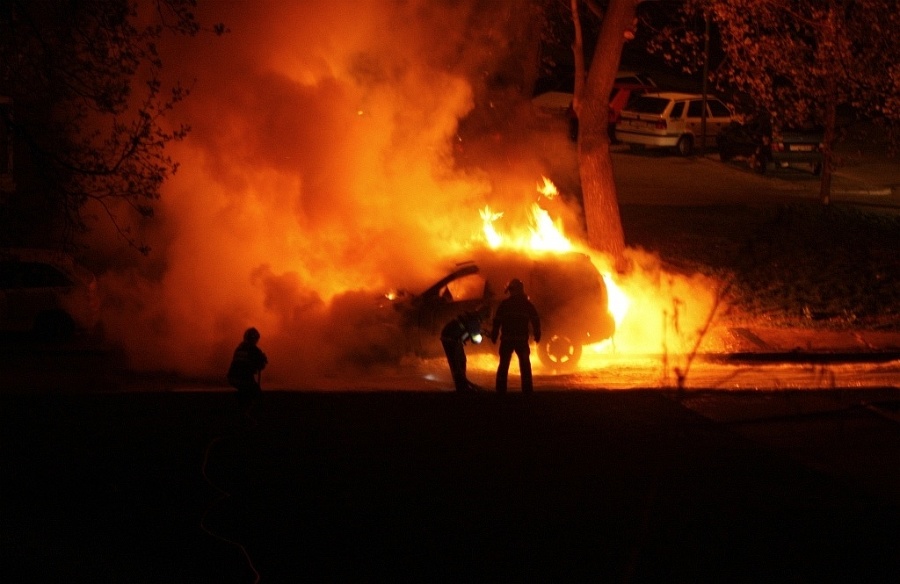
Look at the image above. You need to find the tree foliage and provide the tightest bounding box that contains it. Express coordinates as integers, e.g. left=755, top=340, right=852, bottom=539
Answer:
left=649, top=0, right=900, bottom=203
left=0, top=0, right=225, bottom=252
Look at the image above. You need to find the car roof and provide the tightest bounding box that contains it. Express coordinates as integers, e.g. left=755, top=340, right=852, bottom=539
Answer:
left=615, top=71, right=656, bottom=86
left=0, top=248, right=96, bottom=284
left=641, top=91, right=720, bottom=101
left=438, top=250, right=600, bottom=290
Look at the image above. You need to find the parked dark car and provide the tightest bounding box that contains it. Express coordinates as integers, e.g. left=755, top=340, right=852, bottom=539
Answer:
left=0, top=248, right=100, bottom=341
left=568, top=72, right=657, bottom=141
left=717, top=116, right=824, bottom=175
left=384, top=249, right=616, bottom=371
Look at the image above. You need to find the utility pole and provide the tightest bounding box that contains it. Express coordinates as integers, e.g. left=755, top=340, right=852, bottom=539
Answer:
left=699, top=12, right=710, bottom=153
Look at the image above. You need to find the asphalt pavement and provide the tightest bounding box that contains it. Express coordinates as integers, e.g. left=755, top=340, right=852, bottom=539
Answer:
left=2, top=389, right=899, bottom=583
left=612, top=144, right=900, bottom=207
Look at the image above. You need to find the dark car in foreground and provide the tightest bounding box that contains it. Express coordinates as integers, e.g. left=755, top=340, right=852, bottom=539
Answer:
left=386, top=249, right=616, bottom=371
left=717, top=118, right=824, bottom=175
left=0, top=248, right=100, bottom=342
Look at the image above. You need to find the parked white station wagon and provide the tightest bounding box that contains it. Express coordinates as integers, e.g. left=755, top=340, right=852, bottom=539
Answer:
left=615, top=92, right=737, bottom=156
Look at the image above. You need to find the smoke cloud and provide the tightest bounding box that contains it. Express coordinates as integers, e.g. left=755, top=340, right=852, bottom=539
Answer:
left=84, top=0, right=550, bottom=384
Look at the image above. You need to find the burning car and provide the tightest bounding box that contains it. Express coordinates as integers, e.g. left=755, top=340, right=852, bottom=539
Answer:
left=385, top=248, right=616, bottom=371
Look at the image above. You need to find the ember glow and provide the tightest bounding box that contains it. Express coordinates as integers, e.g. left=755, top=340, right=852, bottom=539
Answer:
left=85, top=0, right=724, bottom=386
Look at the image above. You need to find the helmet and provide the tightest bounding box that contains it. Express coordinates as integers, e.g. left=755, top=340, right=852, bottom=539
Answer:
left=505, top=278, right=524, bottom=294
left=243, top=327, right=261, bottom=343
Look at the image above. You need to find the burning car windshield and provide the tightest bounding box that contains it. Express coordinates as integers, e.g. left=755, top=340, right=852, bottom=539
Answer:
left=445, top=273, right=486, bottom=303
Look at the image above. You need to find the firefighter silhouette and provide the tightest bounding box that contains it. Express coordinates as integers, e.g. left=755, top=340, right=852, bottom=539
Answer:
left=227, top=327, right=268, bottom=407
left=440, top=309, right=487, bottom=392
left=490, top=278, right=541, bottom=393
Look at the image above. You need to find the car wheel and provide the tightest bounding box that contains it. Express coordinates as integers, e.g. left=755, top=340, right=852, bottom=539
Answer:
left=32, top=310, right=76, bottom=343
left=537, top=334, right=582, bottom=372
left=627, top=143, right=645, bottom=153
left=718, top=145, right=733, bottom=162
left=675, top=135, right=693, bottom=156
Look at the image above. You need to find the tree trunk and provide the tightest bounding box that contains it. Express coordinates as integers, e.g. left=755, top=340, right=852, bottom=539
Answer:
left=818, top=5, right=839, bottom=206
left=820, top=94, right=836, bottom=205
left=576, top=0, right=637, bottom=270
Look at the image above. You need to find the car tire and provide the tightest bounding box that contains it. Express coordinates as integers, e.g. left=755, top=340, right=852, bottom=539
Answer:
left=32, top=310, right=76, bottom=343
left=627, top=143, right=645, bottom=153
left=719, top=146, right=733, bottom=162
left=537, top=333, right=582, bottom=372
left=675, top=135, right=693, bottom=156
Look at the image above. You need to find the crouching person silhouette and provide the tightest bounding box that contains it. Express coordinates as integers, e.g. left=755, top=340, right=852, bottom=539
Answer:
left=227, top=327, right=268, bottom=409
left=491, top=279, right=541, bottom=394
left=440, top=309, right=487, bottom=392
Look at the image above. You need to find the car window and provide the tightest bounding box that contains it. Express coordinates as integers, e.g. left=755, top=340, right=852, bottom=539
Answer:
left=616, top=73, right=655, bottom=86
left=707, top=99, right=731, bottom=118
left=687, top=100, right=705, bottom=118
left=444, top=273, right=486, bottom=303
left=669, top=101, right=685, bottom=119
left=625, top=96, right=670, bottom=115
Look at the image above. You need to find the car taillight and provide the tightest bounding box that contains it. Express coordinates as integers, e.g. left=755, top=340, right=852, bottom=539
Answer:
left=654, top=119, right=667, bottom=130
left=772, top=142, right=784, bottom=152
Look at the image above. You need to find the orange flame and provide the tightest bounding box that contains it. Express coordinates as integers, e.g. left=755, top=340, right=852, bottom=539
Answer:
left=602, top=272, right=630, bottom=329
left=480, top=177, right=631, bottom=345
left=480, top=177, right=574, bottom=254
left=537, top=175, right=558, bottom=198
left=479, top=205, right=504, bottom=248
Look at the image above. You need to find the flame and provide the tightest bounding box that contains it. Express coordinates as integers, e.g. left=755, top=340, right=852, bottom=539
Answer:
left=478, top=178, right=723, bottom=368
left=480, top=177, right=632, bottom=351
left=529, top=204, right=572, bottom=252
left=537, top=175, right=558, bottom=198
left=480, top=202, right=572, bottom=253
left=479, top=205, right=504, bottom=248
left=480, top=178, right=574, bottom=254
left=602, top=273, right=630, bottom=328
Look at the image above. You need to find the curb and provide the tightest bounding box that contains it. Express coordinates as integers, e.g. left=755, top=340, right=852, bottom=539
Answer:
left=707, top=351, right=900, bottom=364
left=832, top=187, right=894, bottom=197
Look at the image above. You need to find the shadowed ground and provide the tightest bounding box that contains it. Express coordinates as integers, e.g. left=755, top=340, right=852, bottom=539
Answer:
left=3, top=390, right=898, bottom=583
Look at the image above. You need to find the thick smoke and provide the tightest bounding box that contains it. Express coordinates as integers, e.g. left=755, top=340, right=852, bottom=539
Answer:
left=88, top=0, right=560, bottom=384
